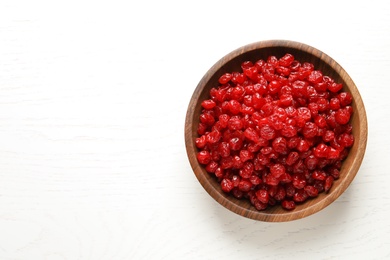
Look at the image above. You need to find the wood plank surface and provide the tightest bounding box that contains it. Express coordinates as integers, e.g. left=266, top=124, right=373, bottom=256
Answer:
left=0, top=0, right=389, bottom=259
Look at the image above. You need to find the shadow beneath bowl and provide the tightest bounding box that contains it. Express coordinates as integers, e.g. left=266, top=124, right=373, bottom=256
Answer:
left=203, top=186, right=355, bottom=254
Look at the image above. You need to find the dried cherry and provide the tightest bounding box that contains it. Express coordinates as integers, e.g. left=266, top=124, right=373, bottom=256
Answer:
left=196, top=53, right=353, bottom=211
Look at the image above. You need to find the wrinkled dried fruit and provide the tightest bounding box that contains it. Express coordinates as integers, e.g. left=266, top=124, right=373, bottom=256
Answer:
left=196, top=53, right=353, bottom=211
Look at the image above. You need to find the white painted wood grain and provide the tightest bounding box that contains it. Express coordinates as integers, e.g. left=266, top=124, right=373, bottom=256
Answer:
left=0, top=0, right=389, bottom=259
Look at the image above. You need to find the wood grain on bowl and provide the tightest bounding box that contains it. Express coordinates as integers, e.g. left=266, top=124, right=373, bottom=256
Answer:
left=185, top=40, right=368, bottom=222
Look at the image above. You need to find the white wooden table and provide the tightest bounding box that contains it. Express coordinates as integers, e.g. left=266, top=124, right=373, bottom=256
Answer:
left=0, top=0, right=389, bottom=259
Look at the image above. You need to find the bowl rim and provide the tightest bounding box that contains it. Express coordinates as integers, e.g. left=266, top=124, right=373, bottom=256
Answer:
left=185, top=39, right=368, bottom=222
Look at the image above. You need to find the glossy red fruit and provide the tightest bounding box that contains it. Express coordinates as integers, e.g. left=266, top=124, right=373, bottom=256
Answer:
left=219, top=73, right=232, bottom=84
left=324, top=176, right=334, bottom=192
left=335, top=108, right=351, bottom=125
left=286, top=151, right=299, bottom=166
left=196, top=53, right=354, bottom=211
left=197, top=151, right=211, bottom=165
left=307, top=70, right=323, bottom=84
left=338, top=92, right=353, bottom=106
left=304, top=185, right=319, bottom=197
left=293, top=189, right=308, bottom=202
left=221, top=178, right=234, bottom=192
left=328, top=82, right=343, bottom=93
left=255, top=189, right=269, bottom=204
left=238, top=179, right=252, bottom=192
left=243, top=127, right=259, bottom=143
left=282, top=200, right=296, bottom=210
left=273, top=186, right=286, bottom=201
left=272, top=137, right=288, bottom=154
left=260, top=125, right=276, bottom=140
left=279, top=53, right=295, bottom=67
left=270, top=163, right=286, bottom=178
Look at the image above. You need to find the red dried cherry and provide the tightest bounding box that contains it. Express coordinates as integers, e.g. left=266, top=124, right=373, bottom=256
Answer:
left=282, top=200, right=296, bottom=210
left=219, top=73, right=232, bottom=84
left=196, top=53, right=353, bottom=211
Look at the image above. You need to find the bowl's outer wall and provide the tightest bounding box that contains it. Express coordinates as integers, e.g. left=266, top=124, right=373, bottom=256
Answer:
left=185, top=40, right=368, bottom=222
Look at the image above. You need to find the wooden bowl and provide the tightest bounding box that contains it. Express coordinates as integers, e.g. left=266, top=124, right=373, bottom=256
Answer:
left=185, top=40, right=367, bottom=222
